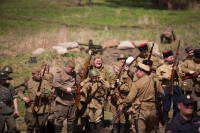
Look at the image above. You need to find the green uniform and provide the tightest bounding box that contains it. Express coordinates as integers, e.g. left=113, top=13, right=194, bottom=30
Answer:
left=122, top=75, right=164, bottom=133
left=0, top=83, right=17, bottom=133
left=53, top=70, right=77, bottom=132
left=160, top=26, right=176, bottom=43
left=18, top=78, right=52, bottom=132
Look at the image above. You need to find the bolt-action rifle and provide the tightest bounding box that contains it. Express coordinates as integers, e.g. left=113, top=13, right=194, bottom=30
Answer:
left=170, top=40, right=180, bottom=95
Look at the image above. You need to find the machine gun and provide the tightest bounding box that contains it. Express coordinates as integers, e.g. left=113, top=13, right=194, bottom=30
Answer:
left=79, top=40, right=103, bottom=55
left=148, top=42, right=154, bottom=61
left=170, top=40, right=180, bottom=95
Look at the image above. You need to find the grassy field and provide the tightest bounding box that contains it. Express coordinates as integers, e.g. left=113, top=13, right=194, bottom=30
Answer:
left=1, top=0, right=200, bottom=131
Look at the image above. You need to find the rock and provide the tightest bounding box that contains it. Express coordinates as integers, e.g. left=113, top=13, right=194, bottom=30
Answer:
left=52, top=46, right=68, bottom=55
left=117, top=41, right=135, bottom=50
left=68, top=47, right=81, bottom=53
left=132, top=40, right=148, bottom=47
left=59, top=42, right=79, bottom=49
left=32, top=48, right=45, bottom=55
left=102, top=39, right=120, bottom=49
left=147, top=42, right=161, bottom=56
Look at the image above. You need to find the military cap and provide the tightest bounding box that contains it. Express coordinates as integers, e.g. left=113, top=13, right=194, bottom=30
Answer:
left=163, top=50, right=173, bottom=58
left=0, top=70, right=8, bottom=80
left=143, top=60, right=153, bottom=67
left=137, top=62, right=150, bottom=72
left=2, top=65, right=13, bottom=73
left=94, top=54, right=102, bottom=59
left=178, top=94, right=194, bottom=105
left=194, top=49, right=200, bottom=58
left=32, top=67, right=41, bottom=74
left=66, top=59, right=76, bottom=68
left=185, top=46, right=193, bottom=53
left=138, top=43, right=148, bottom=52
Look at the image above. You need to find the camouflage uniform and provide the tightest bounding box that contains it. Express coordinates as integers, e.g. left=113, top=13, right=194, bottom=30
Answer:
left=160, top=25, right=176, bottom=44
left=0, top=83, right=17, bottom=133
left=18, top=73, right=52, bottom=132
left=53, top=69, right=77, bottom=133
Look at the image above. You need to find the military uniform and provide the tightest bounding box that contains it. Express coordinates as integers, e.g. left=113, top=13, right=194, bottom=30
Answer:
left=53, top=67, right=77, bottom=133
left=181, top=49, right=200, bottom=112
left=122, top=73, right=164, bottom=133
left=81, top=74, right=109, bottom=132
left=0, top=83, right=17, bottom=133
left=160, top=25, right=176, bottom=44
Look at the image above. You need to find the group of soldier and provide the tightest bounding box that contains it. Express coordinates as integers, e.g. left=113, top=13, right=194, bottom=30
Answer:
left=1, top=41, right=200, bottom=133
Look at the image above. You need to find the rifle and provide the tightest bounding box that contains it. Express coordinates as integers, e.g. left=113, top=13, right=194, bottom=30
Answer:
left=78, top=81, right=102, bottom=117
left=182, top=74, right=199, bottom=81
left=14, top=78, right=30, bottom=89
left=148, top=42, right=155, bottom=61
left=74, top=41, right=94, bottom=107
left=169, top=40, right=180, bottom=95
left=32, top=64, right=46, bottom=114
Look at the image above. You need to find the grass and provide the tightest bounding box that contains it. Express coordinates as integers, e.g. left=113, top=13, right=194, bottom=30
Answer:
left=1, top=0, right=200, bottom=131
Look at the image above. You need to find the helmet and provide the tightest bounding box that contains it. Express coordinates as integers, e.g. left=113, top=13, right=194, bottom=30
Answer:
left=89, top=69, right=99, bottom=78
left=0, top=70, right=8, bottom=80
left=117, top=53, right=127, bottom=59
left=2, top=65, right=13, bottom=73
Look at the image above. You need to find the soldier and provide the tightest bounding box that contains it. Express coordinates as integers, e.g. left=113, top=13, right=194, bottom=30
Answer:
left=165, top=94, right=200, bottom=133
left=160, top=24, right=176, bottom=44
left=0, top=70, right=19, bottom=133
left=110, top=61, right=133, bottom=133
left=2, top=65, right=15, bottom=86
left=184, top=46, right=194, bottom=62
left=17, top=66, right=52, bottom=132
left=120, top=62, right=164, bottom=133
left=53, top=59, right=77, bottom=133
left=181, top=49, right=200, bottom=113
left=117, top=53, right=127, bottom=64
left=136, top=43, right=160, bottom=70
left=156, top=50, right=182, bottom=123
left=81, top=69, right=109, bottom=133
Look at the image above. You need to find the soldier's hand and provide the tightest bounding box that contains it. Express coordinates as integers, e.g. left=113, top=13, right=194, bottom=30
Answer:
left=22, top=97, right=30, bottom=103
left=189, top=71, right=195, bottom=74
left=80, top=82, right=85, bottom=86
left=65, top=87, right=72, bottom=93
left=124, top=65, right=130, bottom=71
left=115, top=79, right=120, bottom=83
left=89, top=49, right=93, bottom=55
left=107, top=96, right=111, bottom=100
left=164, top=75, right=170, bottom=80
left=111, top=84, right=115, bottom=88
left=173, top=66, right=177, bottom=70
left=13, top=110, right=20, bottom=117
left=198, top=75, right=200, bottom=78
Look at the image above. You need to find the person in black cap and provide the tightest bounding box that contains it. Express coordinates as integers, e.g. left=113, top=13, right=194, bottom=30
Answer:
left=165, top=94, right=200, bottom=133
left=181, top=49, right=200, bottom=113
left=157, top=50, right=182, bottom=124
left=183, top=46, right=194, bottom=62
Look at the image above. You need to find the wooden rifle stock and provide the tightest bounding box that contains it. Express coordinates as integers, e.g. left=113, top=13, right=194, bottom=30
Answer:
left=74, top=55, right=92, bottom=107
left=32, top=64, right=46, bottom=114
left=170, top=40, right=180, bottom=95
left=182, top=74, right=199, bottom=81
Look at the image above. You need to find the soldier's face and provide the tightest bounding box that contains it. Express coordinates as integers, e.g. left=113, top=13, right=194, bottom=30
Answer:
left=188, top=50, right=194, bottom=56
left=141, top=50, right=148, bottom=58
left=178, top=102, right=194, bottom=116
left=91, top=76, right=98, bottom=82
left=118, top=59, right=126, bottom=63
left=94, top=58, right=102, bottom=68
left=65, top=66, right=74, bottom=74
left=165, top=56, right=174, bottom=63
left=79, top=70, right=84, bottom=77
left=32, top=73, right=41, bottom=81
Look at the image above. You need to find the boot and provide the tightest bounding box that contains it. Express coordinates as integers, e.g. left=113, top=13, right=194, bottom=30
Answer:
left=67, top=124, right=74, bottom=133
left=89, top=122, right=95, bottom=133
left=55, top=125, right=62, bottom=133
left=113, top=123, right=119, bottom=133
left=96, top=122, right=102, bottom=133
left=119, top=123, right=126, bottom=133
left=47, top=119, right=55, bottom=133
left=164, top=112, right=169, bottom=126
